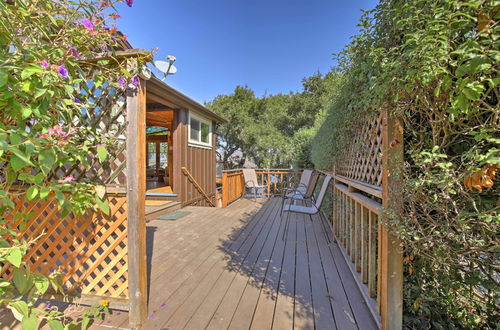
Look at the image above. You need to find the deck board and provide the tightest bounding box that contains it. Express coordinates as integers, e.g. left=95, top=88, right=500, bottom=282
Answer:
left=77, top=197, right=376, bottom=330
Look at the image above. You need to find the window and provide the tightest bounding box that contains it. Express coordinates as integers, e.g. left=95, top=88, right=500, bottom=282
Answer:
left=188, top=112, right=212, bottom=147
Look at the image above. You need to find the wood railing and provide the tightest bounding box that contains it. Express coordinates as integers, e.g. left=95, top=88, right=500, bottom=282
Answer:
left=323, top=171, right=383, bottom=323
left=220, top=169, right=300, bottom=207
left=322, top=110, right=403, bottom=330
left=182, top=167, right=215, bottom=206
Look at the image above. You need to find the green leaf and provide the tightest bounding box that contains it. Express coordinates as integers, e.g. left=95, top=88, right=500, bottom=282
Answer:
left=48, top=320, right=64, bottom=330
left=7, top=248, right=23, bottom=267
left=33, top=274, right=49, bottom=294
left=40, top=187, right=51, bottom=199
left=0, top=280, right=11, bottom=288
left=34, top=88, right=47, bottom=99
left=95, top=197, right=110, bottom=216
left=10, top=154, right=26, bottom=171
left=21, top=314, right=39, bottom=330
left=39, top=148, right=56, bottom=175
left=21, top=107, right=33, bottom=120
left=25, top=186, right=39, bottom=201
left=9, top=300, right=29, bottom=319
left=10, top=147, right=34, bottom=167
left=81, top=317, right=91, bottom=330
left=97, top=145, right=107, bottom=162
left=13, top=268, right=32, bottom=295
left=0, top=70, right=7, bottom=88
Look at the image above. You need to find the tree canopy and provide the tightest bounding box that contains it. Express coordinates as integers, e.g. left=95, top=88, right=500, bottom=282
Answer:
left=207, top=71, right=339, bottom=169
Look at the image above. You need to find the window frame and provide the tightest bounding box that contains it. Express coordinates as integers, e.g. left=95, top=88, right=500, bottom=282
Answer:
left=188, top=111, right=213, bottom=148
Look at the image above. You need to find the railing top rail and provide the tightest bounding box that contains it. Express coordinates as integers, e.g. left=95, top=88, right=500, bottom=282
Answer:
left=316, top=169, right=382, bottom=199
left=222, top=168, right=306, bottom=173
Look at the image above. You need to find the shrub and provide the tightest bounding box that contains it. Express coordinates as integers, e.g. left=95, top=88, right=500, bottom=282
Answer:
left=311, top=0, right=499, bottom=327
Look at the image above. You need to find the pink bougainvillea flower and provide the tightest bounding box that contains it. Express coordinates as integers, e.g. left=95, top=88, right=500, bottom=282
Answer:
left=80, top=18, right=94, bottom=31
left=57, top=64, right=68, bottom=78
left=47, top=125, right=61, bottom=135
left=118, top=76, right=125, bottom=87
left=60, top=176, right=75, bottom=183
left=40, top=59, right=49, bottom=70
left=121, top=34, right=127, bottom=41
left=126, top=0, right=133, bottom=7
left=40, top=133, right=49, bottom=139
left=109, top=13, right=121, bottom=19
left=132, top=76, right=139, bottom=87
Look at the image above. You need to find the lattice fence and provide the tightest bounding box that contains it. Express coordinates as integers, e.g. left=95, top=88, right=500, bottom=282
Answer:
left=4, top=74, right=131, bottom=301
left=2, top=194, right=128, bottom=299
left=49, top=79, right=128, bottom=185
left=336, top=114, right=382, bottom=187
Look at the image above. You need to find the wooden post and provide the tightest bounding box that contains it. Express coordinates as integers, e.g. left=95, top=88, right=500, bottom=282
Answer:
left=221, top=172, right=228, bottom=208
left=380, top=109, right=403, bottom=330
left=126, top=78, right=148, bottom=327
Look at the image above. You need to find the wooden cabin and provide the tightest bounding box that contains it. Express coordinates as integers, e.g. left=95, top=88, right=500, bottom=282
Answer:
left=143, top=77, right=226, bottom=218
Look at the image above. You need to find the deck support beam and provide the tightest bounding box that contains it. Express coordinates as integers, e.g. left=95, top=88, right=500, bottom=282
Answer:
left=126, top=78, right=148, bottom=327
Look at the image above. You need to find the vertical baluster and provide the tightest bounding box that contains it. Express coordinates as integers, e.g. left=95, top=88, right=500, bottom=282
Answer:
left=339, top=191, right=345, bottom=247
left=369, top=212, right=378, bottom=298
left=274, top=172, right=277, bottom=194
left=355, top=201, right=361, bottom=272
left=361, top=207, right=369, bottom=283
left=348, top=197, right=355, bottom=258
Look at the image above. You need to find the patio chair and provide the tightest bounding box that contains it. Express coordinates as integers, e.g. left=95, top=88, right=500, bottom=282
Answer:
left=280, top=169, right=316, bottom=216
left=242, top=169, right=268, bottom=200
left=281, top=175, right=332, bottom=240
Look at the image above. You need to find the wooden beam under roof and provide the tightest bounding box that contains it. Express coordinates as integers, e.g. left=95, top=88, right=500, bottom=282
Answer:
left=146, top=111, right=174, bottom=127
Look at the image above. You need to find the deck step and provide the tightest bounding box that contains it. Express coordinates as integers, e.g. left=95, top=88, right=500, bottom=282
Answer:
left=145, top=201, right=182, bottom=221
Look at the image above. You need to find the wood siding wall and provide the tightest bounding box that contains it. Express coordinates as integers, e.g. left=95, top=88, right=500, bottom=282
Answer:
left=172, top=109, right=217, bottom=207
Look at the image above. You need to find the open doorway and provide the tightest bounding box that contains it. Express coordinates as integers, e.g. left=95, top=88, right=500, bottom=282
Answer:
left=145, top=109, right=175, bottom=196
left=146, top=126, right=171, bottom=193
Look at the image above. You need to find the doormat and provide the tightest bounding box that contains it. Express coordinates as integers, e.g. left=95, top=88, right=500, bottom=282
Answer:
left=156, top=211, right=191, bottom=221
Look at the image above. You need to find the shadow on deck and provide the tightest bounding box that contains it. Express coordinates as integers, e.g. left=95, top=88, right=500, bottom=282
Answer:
left=0, top=198, right=378, bottom=330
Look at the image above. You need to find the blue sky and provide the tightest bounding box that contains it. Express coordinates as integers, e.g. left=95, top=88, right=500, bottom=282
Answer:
left=116, top=0, right=378, bottom=103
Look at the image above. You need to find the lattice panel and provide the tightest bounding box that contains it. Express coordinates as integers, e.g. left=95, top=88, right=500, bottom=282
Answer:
left=50, top=81, right=128, bottom=186
left=337, top=114, right=382, bottom=187
left=2, top=194, right=128, bottom=299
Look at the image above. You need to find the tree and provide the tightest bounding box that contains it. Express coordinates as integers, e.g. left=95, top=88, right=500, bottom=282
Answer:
left=206, top=86, right=259, bottom=169
left=208, top=72, right=340, bottom=169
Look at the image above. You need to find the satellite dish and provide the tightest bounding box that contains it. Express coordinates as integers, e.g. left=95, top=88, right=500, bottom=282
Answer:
left=154, top=55, right=177, bottom=81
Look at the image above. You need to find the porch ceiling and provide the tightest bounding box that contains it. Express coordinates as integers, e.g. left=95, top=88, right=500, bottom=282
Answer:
left=146, top=110, right=174, bottom=128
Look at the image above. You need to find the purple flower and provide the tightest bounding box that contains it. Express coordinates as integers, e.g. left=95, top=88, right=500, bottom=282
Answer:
left=160, top=304, right=166, bottom=308
left=126, top=0, right=133, bottom=7
left=40, top=59, right=49, bottom=70
left=68, top=45, right=80, bottom=58
left=148, top=315, right=155, bottom=320
left=118, top=76, right=125, bottom=87
left=74, top=97, right=81, bottom=103
left=132, top=76, right=139, bottom=87
left=80, top=18, right=94, bottom=31
left=57, top=64, right=68, bottom=78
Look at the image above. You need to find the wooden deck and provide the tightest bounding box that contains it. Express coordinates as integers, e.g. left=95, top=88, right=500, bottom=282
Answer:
left=94, top=197, right=377, bottom=329
left=0, top=197, right=377, bottom=330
